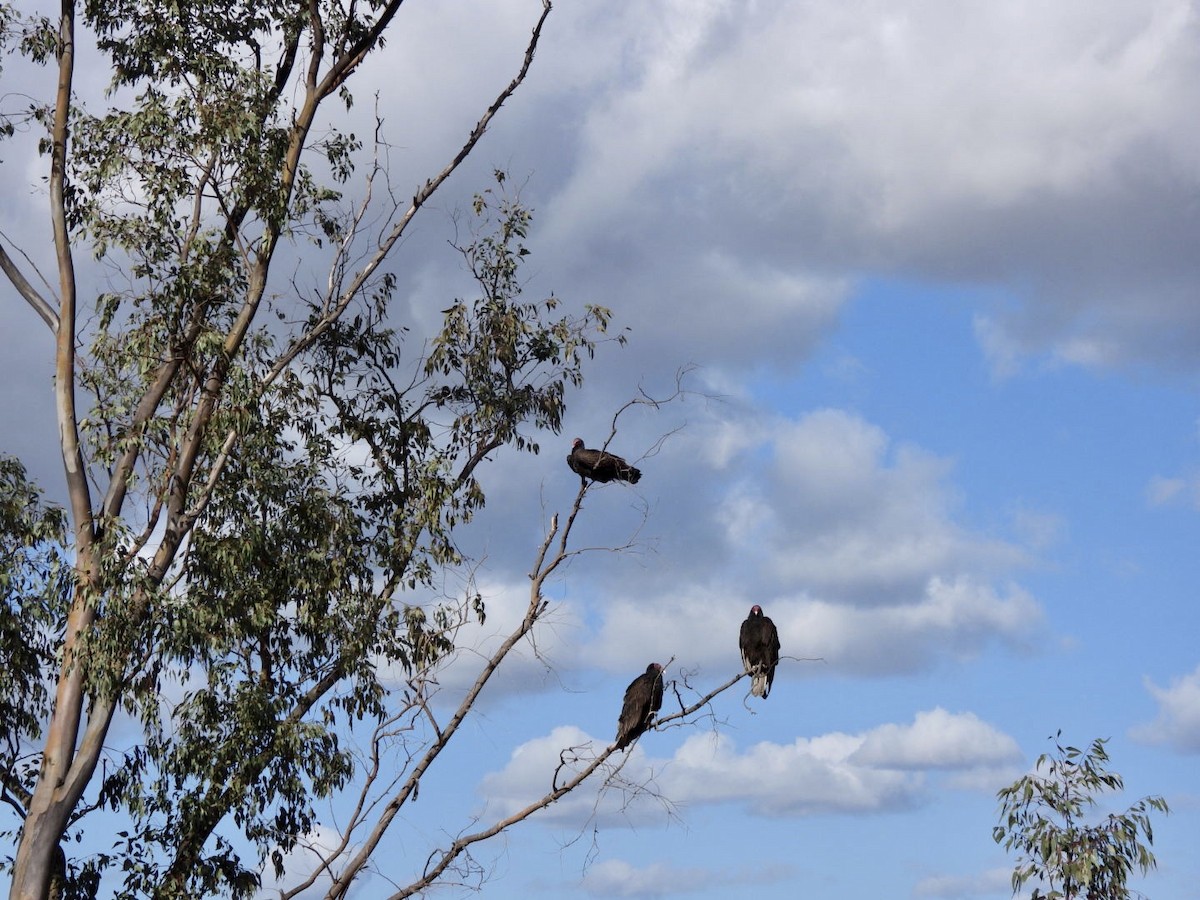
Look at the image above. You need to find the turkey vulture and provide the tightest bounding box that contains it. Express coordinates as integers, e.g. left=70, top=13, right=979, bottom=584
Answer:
left=567, top=438, right=642, bottom=485
left=740, top=605, right=780, bottom=699
left=614, top=662, right=664, bottom=750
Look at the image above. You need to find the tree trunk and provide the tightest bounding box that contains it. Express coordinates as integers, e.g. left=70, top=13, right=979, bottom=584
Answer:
left=10, top=2, right=92, bottom=895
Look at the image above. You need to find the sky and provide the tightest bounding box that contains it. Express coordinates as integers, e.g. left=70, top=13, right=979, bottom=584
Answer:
left=3, top=0, right=1200, bottom=898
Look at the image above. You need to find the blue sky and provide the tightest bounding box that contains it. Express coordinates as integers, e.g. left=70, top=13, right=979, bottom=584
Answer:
left=3, top=0, right=1199, bottom=898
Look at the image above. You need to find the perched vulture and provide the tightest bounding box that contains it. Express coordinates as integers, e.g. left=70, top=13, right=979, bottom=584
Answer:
left=740, top=605, right=780, bottom=699
left=567, top=438, right=642, bottom=485
left=614, top=662, right=664, bottom=750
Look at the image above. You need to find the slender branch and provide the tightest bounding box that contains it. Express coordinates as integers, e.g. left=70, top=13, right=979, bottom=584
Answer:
left=389, top=671, right=749, bottom=900
left=390, top=748, right=616, bottom=900
left=337, top=399, right=707, bottom=896
left=280, top=698, right=426, bottom=899
left=657, top=670, right=746, bottom=731
left=324, top=568, right=550, bottom=896
left=181, top=0, right=554, bottom=542
left=266, top=0, right=554, bottom=385
left=0, top=243, right=59, bottom=334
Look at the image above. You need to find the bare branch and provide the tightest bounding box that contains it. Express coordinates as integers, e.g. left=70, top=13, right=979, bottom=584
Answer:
left=601, top=364, right=707, bottom=456
left=388, top=661, right=750, bottom=900
left=390, top=746, right=613, bottom=900
left=183, top=0, right=555, bottom=539
left=0, top=243, right=59, bottom=334
left=265, top=0, right=554, bottom=386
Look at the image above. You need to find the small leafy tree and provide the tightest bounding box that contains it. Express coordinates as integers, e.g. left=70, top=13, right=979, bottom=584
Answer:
left=994, top=734, right=1169, bottom=900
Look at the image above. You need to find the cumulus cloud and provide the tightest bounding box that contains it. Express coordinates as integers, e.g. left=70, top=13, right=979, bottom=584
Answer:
left=653, top=711, right=1020, bottom=817
left=784, top=578, right=1041, bottom=676
left=1131, top=664, right=1200, bottom=752
left=581, top=576, right=1039, bottom=679
left=656, top=730, right=922, bottom=817
left=391, top=401, right=1041, bottom=684
left=574, top=408, right=1042, bottom=677
left=850, top=708, right=1022, bottom=770
left=476, top=725, right=673, bottom=828
left=387, top=394, right=1040, bottom=697
left=479, top=710, right=1021, bottom=825
left=754, top=409, right=1028, bottom=599
left=249, top=0, right=1200, bottom=514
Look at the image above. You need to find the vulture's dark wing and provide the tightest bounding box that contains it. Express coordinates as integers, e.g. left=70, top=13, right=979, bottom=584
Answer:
left=615, top=664, right=663, bottom=749
left=568, top=440, right=642, bottom=484
left=740, top=613, right=781, bottom=699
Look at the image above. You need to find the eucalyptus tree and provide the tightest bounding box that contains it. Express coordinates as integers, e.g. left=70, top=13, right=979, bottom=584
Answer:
left=994, top=735, right=1169, bottom=900
left=0, top=0, right=713, bottom=896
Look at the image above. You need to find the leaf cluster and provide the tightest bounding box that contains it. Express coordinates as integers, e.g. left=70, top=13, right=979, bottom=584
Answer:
left=0, top=457, right=70, bottom=774
left=994, top=734, right=1169, bottom=899
left=6, top=177, right=614, bottom=894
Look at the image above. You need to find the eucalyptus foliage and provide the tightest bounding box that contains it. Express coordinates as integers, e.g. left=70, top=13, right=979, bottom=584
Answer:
left=0, top=458, right=70, bottom=774
left=994, top=735, right=1169, bottom=900
left=0, top=1, right=643, bottom=897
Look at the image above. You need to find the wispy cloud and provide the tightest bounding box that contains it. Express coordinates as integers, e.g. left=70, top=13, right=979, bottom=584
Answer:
left=580, top=858, right=795, bottom=899
left=1145, top=473, right=1200, bottom=510
left=913, top=867, right=1014, bottom=899
left=1131, top=664, right=1200, bottom=753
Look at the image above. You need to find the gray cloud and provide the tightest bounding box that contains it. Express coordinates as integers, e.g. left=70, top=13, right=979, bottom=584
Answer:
left=11, top=0, right=1197, bottom=502
left=524, top=0, right=1200, bottom=377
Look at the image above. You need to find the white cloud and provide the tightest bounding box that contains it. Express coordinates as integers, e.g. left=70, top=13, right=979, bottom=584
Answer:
left=580, top=858, right=794, bottom=899
left=753, top=410, right=1030, bottom=600
left=258, top=825, right=356, bottom=897
left=1146, top=475, right=1187, bottom=506
left=581, top=860, right=704, bottom=899
left=580, top=576, right=1039, bottom=679
left=665, top=406, right=1033, bottom=604
left=786, top=578, right=1041, bottom=675
left=557, top=0, right=1184, bottom=225
left=974, top=315, right=1026, bottom=381
left=476, top=725, right=675, bottom=828
left=1009, top=506, right=1066, bottom=552
left=850, top=708, right=1022, bottom=770
left=654, top=711, right=1021, bottom=817
left=569, top=407, right=1042, bottom=678
left=1131, top=664, right=1200, bottom=752
left=656, top=730, right=922, bottom=817
left=479, top=710, right=1023, bottom=827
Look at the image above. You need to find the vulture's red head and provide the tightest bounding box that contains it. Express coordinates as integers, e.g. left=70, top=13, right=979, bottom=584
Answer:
left=571, top=437, right=584, bottom=450
left=750, top=604, right=763, bottom=616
